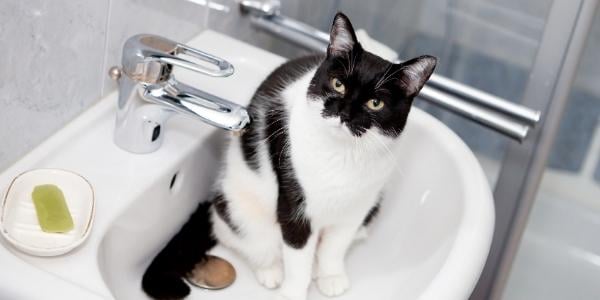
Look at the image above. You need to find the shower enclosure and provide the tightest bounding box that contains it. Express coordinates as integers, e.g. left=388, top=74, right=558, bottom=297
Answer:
left=203, top=0, right=600, bottom=298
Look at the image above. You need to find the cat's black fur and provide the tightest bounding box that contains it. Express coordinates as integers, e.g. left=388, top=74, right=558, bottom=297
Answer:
left=240, top=55, right=324, bottom=172
left=212, top=192, right=239, bottom=233
left=310, top=13, right=435, bottom=137
left=142, top=12, right=436, bottom=300
left=255, top=55, right=325, bottom=249
left=142, top=201, right=216, bottom=299
left=141, top=56, right=325, bottom=300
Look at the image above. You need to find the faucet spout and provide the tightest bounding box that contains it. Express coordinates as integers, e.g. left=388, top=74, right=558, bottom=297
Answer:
left=144, top=79, right=250, bottom=132
left=111, top=34, right=250, bottom=154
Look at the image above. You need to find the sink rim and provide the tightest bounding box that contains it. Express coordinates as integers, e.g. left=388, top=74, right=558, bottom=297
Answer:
left=405, top=108, right=495, bottom=300
left=0, top=30, right=494, bottom=300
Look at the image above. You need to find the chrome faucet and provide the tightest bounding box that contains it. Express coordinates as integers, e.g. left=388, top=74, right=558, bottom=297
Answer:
left=109, top=34, right=250, bottom=153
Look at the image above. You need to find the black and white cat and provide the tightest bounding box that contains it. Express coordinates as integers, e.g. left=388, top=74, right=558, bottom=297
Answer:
left=143, top=12, right=437, bottom=300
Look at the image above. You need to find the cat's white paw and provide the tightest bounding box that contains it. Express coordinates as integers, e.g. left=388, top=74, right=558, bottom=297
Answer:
left=317, top=273, right=350, bottom=297
left=255, top=264, right=283, bottom=289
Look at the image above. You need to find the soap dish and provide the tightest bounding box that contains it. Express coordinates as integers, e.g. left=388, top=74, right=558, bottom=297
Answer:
left=0, top=169, right=95, bottom=256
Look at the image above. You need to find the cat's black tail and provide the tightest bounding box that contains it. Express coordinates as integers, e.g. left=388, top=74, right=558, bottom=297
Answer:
left=142, top=201, right=217, bottom=299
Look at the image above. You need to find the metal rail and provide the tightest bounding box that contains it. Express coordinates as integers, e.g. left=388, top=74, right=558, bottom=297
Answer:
left=240, top=0, right=541, bottom=141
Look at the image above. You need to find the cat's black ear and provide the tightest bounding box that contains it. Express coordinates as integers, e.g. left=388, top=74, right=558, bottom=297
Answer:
left=328, top=12, right=358, bottom=57
left=396, top=55, right=438, bottom=97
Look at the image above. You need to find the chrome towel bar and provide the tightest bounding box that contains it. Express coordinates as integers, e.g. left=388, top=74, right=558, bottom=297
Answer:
left=240, top=0, right=541, bottom=142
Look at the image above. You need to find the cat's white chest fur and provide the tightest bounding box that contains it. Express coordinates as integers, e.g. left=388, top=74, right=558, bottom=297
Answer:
left=284, top=69, right=395, bottom=225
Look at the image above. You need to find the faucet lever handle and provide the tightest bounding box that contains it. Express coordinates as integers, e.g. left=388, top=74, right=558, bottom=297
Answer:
left=159, top=43, right=234, bottom=78
left=122, top=34, right=234, bottom=83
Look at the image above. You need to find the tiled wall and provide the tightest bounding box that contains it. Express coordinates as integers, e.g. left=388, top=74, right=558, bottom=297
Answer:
left=0, top=0, right=210, bottom=171
left=2, top=0, right=600, bottom=180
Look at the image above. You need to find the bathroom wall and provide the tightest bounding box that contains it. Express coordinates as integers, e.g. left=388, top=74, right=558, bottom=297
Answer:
left=0, top=0, right=211, bottom=171
left=3, top=0, right=599, bottom=182
left=0, top=0, right=452, bottom=171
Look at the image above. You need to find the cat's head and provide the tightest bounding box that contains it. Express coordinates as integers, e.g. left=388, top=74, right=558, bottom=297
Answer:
left=308, top=12, right=437, bottom=138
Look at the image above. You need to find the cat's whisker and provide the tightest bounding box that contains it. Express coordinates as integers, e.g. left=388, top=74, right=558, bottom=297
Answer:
left=290, top=202, right=309, bottom=224
left=324, top=92, right=338, bottom=99
left=348, top=51, right=357, bottom=74
left=356, top=135, right=365, bottom=159
left=277, top=139, right=292, bottom=168
left=363, top=124, right=398, bottom=168
left=264, top=126, right=286, bottom=142
left=376, top=66, right=404, bottom=90
left=335, top=57, right=350, bottom=77
left=372, top=133, right=398, bottom=168
left=354, top=131, right=372, bottom=158
left=361, top=133, right=382, bottom=164
left=375, top=65, right=393, bottom=90
left=352, top=134, right=365, bottom=161
left=365, top=132, right=379, bottom=155
left=264, top=116, right=288, bottom=130
left=344, top=52, right=351, bottom=76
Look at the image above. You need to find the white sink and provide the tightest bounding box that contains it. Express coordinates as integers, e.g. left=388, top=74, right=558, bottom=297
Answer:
left=0, top=31, right=494, bottom=300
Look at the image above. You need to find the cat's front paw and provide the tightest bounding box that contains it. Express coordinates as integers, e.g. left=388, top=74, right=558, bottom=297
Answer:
left=255, top=264, right=283, bottom=289
left=317, top=273, right=350, bottom=297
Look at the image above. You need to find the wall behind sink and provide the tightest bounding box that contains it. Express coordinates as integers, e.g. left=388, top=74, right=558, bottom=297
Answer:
left=0, top=0, right=439, bottom=171
left=0, top=0, right=213, bottom=171
left=4, top=0, right=599, bottom=185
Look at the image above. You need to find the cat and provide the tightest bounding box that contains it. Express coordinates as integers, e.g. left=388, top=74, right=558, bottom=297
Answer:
left=142, top=12, right=437, bottom=300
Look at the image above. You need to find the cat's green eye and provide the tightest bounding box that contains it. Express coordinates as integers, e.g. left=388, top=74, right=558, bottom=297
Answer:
left=366, top=99, right=385, bottom=111
left=330, top=77, right=346, bottom=94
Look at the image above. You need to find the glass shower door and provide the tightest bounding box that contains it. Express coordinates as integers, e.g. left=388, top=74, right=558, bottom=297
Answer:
left=502, top=5, right=600, bottom=299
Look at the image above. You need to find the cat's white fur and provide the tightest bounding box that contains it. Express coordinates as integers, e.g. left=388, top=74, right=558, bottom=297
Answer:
left=212, top=68, right=397, bottom=300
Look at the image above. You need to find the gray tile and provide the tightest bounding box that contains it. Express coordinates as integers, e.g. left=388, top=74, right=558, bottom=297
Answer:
left=407, top=34, right=519, bottom=162
left=0, top=0, right=109, bottom=170
left=548, top=90, right=600, bottom=172
left=203, top=0, right=306, bottom=58
left=407, top=33, right=600, bottom=174
left=102, top=0, right=209, bottom=95
left=595, top=154, right=600, bottom=184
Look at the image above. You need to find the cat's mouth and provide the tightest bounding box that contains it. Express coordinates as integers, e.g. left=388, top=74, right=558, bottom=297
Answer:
left=309, top=98, right=363, bottom=137
left=321, top=115, right=366, bottom=138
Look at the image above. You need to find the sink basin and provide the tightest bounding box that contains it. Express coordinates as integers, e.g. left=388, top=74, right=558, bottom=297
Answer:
left=0, top=31, right=494, bottom=300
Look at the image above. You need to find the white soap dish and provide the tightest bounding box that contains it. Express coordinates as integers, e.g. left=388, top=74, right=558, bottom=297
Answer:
left=0, top=169, right=95, bottom=256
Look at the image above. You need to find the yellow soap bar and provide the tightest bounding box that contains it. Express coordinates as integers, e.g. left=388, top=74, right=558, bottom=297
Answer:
left=31, top=184, right=74, bottom=233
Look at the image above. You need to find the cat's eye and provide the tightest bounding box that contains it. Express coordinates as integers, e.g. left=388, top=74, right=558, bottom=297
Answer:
left=366, top=99, right=385, bottom=111
left=330, top=77, right=345, bottom=94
